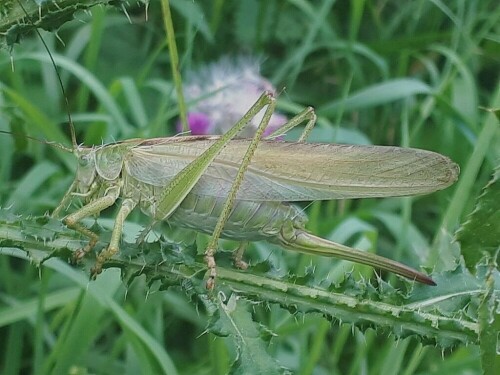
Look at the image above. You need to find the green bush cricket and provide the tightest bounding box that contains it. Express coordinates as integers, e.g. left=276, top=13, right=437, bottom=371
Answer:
left=11, top=4, right=459, bottom=289
left=51, top=97, right=458, bottom=288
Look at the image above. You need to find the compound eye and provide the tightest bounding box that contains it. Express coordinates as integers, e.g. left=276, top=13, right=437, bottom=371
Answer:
left=79, top=154, right=92, bottom=167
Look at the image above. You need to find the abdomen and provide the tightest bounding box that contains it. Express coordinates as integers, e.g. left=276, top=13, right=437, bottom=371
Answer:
left=168, top=193, right=307, bottom=241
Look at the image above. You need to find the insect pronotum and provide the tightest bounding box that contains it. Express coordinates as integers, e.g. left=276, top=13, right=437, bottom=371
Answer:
left=13, top=4, right=459, bottom=289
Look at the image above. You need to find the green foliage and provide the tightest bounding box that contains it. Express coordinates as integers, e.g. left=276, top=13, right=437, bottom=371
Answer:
left=0, top=0, right=499, bottom=374
left=0, top=0, right=116, bottom=48
left=478, top=264, right=500, bottom=375
left=209, top=295, right=287, bottom=374
left=457, top=166, right=500, bottom=270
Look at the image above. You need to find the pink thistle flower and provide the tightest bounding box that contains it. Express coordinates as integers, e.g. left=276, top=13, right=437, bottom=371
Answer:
left=181, top=57, right=287, bottom=138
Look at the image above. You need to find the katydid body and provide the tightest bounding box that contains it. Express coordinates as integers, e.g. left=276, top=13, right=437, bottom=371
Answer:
left=58, top=121, right=459, bottom=286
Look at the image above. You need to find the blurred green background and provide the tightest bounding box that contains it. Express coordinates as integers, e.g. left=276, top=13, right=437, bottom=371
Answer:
left=0, top=0, right=499, bottom=374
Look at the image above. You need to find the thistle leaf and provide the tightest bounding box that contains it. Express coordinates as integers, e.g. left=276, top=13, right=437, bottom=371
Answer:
left=456, top=167, right=500, bottom=271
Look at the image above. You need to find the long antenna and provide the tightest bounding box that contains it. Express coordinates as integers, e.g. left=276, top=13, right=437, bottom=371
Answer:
left=17, top=1, right=78, bottom=150
left=0, top=130, right=72, bottom=152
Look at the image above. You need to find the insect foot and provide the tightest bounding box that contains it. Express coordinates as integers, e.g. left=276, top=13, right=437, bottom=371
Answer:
left=72, top=243, right=96, bottom=264
left=204, top=246, right=217, bottom=290
left=91, top=245, right=119, bottom=279
left=232, top=242, right=249, bottom=270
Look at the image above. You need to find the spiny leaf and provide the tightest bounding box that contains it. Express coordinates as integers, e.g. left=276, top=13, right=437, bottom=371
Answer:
left=456, top=166, right=500, bottom=271
left=209, top=294, right=287, bottom=375
left=21, top=215, right=63, bottom=242
left=407, top=266, right=483, bottom=316
left=0, top=209, right=490, bottom=349
left=478, top=264, right=500, bottom=375
left=0, top=208, right=20, bottom=223
left=1, top=0, right=117, bottom=48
